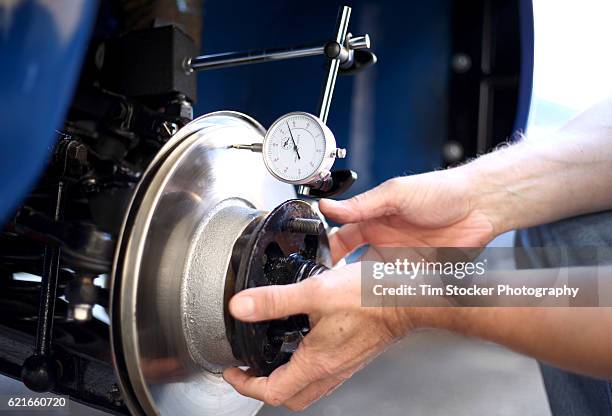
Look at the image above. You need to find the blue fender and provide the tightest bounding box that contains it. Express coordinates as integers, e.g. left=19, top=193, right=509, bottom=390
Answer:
left=0, top=1, right=98, bottom=222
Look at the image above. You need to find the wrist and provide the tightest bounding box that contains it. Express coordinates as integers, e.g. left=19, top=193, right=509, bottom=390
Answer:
left=399, top=307, right=455, bottom=331
left=456, top=154, right=517, bottom=236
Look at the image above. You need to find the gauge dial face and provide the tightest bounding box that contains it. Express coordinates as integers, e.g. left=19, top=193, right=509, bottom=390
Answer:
left=263, top=113, right=328, bottom=183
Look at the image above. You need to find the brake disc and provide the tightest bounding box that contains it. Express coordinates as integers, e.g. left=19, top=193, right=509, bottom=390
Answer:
left=110, top=112, right=296, bottom=416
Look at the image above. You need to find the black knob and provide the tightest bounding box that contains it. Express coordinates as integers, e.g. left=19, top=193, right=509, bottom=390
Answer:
left=303, top=169, right=358, bottom=198
left=21, top=355, right=61, bottom=393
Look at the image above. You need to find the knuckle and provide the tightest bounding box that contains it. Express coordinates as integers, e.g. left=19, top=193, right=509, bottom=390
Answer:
left=290, top=349, right=311, bottom=371
left=303, top=354, right=336, bottom=379
left=264, top=390, right=285, bottom=407
left=385, top=176, right=406, bottom=190
left=314, top=270, right=337, bottom=292
left=288, top=401, right=310, bottom=412
left=383, top=178, right=403, bottom=202
left=267, top=288, right=285, bottom=318
left=350, top=193, right=367, bottom=208
left=304, top=276, right=323, bottom=299
left=319, top=359, right=339, bottom=377
left=267, top=398, right=284, bottom=407
left=291, top=351, right=324, bottom=382
left=385, top=176, right=401, bottom=188
left=382, top=177, right=400, bottom=193
left=336, top=369, right=354, bottom=382
left=300, top=333, right=316, bottom=349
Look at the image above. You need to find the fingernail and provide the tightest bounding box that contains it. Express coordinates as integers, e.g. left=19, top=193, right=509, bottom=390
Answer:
left=232, top=296, right=255, bottom=318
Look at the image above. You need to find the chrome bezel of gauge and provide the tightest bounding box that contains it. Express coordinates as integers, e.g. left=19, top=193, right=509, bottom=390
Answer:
left=262, top=111, right=336, bottom=185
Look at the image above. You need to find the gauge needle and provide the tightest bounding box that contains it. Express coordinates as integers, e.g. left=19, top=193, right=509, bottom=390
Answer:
left=287, top=122, right=301, bottom=160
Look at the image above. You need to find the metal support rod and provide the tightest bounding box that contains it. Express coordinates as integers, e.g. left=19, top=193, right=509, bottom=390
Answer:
left=34, top=181, right=64, bottom=355
left=318, top=6, right=352, bottom=124
left=36, top=247, right=60, bottom=354
left=185, top=23, right=368, bottom=73
left=186, top=44, right=325, bottom=72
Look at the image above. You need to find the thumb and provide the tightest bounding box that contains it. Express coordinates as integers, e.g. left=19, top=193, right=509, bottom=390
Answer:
left=319, top=179, right=399, bottom=224
left=229, top=279, right=317, bottom=322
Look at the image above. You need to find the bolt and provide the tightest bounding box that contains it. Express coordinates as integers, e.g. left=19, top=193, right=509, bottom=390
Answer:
left=167, top=95, right=194, bottom=120
left=178, top=102, right=193, bottom=120
left=324, top=41, right=342, bottom=59
left=82, top=177, right=97, bottom=193
left=279, top=331, right=302, bottom=353
left=285, top=218, right=323, bottom=235
left=452, top=53, right=472, bottom=73
left=347, top=34, right=371, bottom=50
left=443, top=140, right=464, bottom=163
left=65, top=141, right=88, bottom=176
left=67, top=142, right=87, bottom=164
left=108, top=384, right=124, bottom=406
left=95, top=44, right=105, bottom=70
left=70, top=304, right=92, bottom=322
left=159, top=121, right=178, bottom=138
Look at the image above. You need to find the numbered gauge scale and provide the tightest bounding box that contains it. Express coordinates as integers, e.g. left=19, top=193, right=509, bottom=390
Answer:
left=262, top=112, right=345, bottom=185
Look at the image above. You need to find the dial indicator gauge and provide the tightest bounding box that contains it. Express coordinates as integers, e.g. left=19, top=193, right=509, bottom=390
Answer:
left=262, top=112, right=338, bottom=185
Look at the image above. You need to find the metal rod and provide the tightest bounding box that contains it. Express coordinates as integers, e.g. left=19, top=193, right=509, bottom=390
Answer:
left=230, top=143, right=263, bottom=152
left=187, top=44, right=325, bottom=72
left=36, top=247, right=60, bottom=354
left=34, top=181, right=64, bottom=355
left=318, top=6, right=351, bottom=124
left=186, top=33, right=371, bottom=73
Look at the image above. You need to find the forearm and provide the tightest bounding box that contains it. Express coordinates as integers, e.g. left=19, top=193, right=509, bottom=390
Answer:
left=460, top=98, right=612, bottom=234
left=413, top=307, right=612, bottom=379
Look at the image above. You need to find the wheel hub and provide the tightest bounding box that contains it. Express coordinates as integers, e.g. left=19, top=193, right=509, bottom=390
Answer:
left=111, top=112, right=330, bottom=416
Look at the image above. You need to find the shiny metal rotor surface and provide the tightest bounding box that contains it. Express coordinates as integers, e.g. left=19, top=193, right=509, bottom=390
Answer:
left=111, top=112, right=295, bottom=416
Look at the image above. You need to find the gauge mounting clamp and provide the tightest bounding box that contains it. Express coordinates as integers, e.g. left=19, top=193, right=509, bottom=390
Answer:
left=187, top=5, right=376, bottom=198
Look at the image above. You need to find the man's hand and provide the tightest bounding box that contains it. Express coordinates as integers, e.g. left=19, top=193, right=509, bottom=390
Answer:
left=319, top=169, right=498, bottom=264
left=223, top=168, right=500, bottom=410
left=223, top=263, right=414, bottom=411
